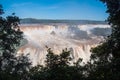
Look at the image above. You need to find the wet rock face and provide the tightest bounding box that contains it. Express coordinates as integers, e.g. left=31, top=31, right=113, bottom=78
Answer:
left=18, top=24, right=110, bottom=66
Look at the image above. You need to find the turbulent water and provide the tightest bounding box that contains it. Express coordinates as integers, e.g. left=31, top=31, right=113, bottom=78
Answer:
left=17, top=24, right=110, bottom=66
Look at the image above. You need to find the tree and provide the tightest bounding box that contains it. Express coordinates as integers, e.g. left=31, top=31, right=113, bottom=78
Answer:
left=0, top=5, right=31, bottom=80
left=86, top=0, right=120, bottom=80
left=30, top=48, right=86, bottom=80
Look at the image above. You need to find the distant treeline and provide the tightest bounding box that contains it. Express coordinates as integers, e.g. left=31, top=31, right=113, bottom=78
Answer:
left=20, top=18, right=107, bottom=24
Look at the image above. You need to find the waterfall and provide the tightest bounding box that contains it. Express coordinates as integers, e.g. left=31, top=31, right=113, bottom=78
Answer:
left=18, top=24, right=110, bottom=66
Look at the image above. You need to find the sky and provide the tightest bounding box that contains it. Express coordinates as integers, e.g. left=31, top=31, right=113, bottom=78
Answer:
left=0, top=0, right=108, bottom=20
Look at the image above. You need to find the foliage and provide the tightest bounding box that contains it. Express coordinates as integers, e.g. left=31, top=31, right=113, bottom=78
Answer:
left=29, top=48, right=86, bottom=80
left=0, top=5, right=31, bottom=80
left=85, top=0, right=120, bottom=80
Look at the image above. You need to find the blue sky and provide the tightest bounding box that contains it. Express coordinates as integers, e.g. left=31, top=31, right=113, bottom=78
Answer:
left=0, top=0, right=108, bottom=20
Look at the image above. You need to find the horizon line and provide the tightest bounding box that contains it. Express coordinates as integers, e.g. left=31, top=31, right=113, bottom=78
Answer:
left=21, top=18, right=106, bottom=22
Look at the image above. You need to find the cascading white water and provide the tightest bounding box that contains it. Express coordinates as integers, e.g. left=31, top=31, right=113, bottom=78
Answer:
left=17, top=24, right=110, bottom=66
